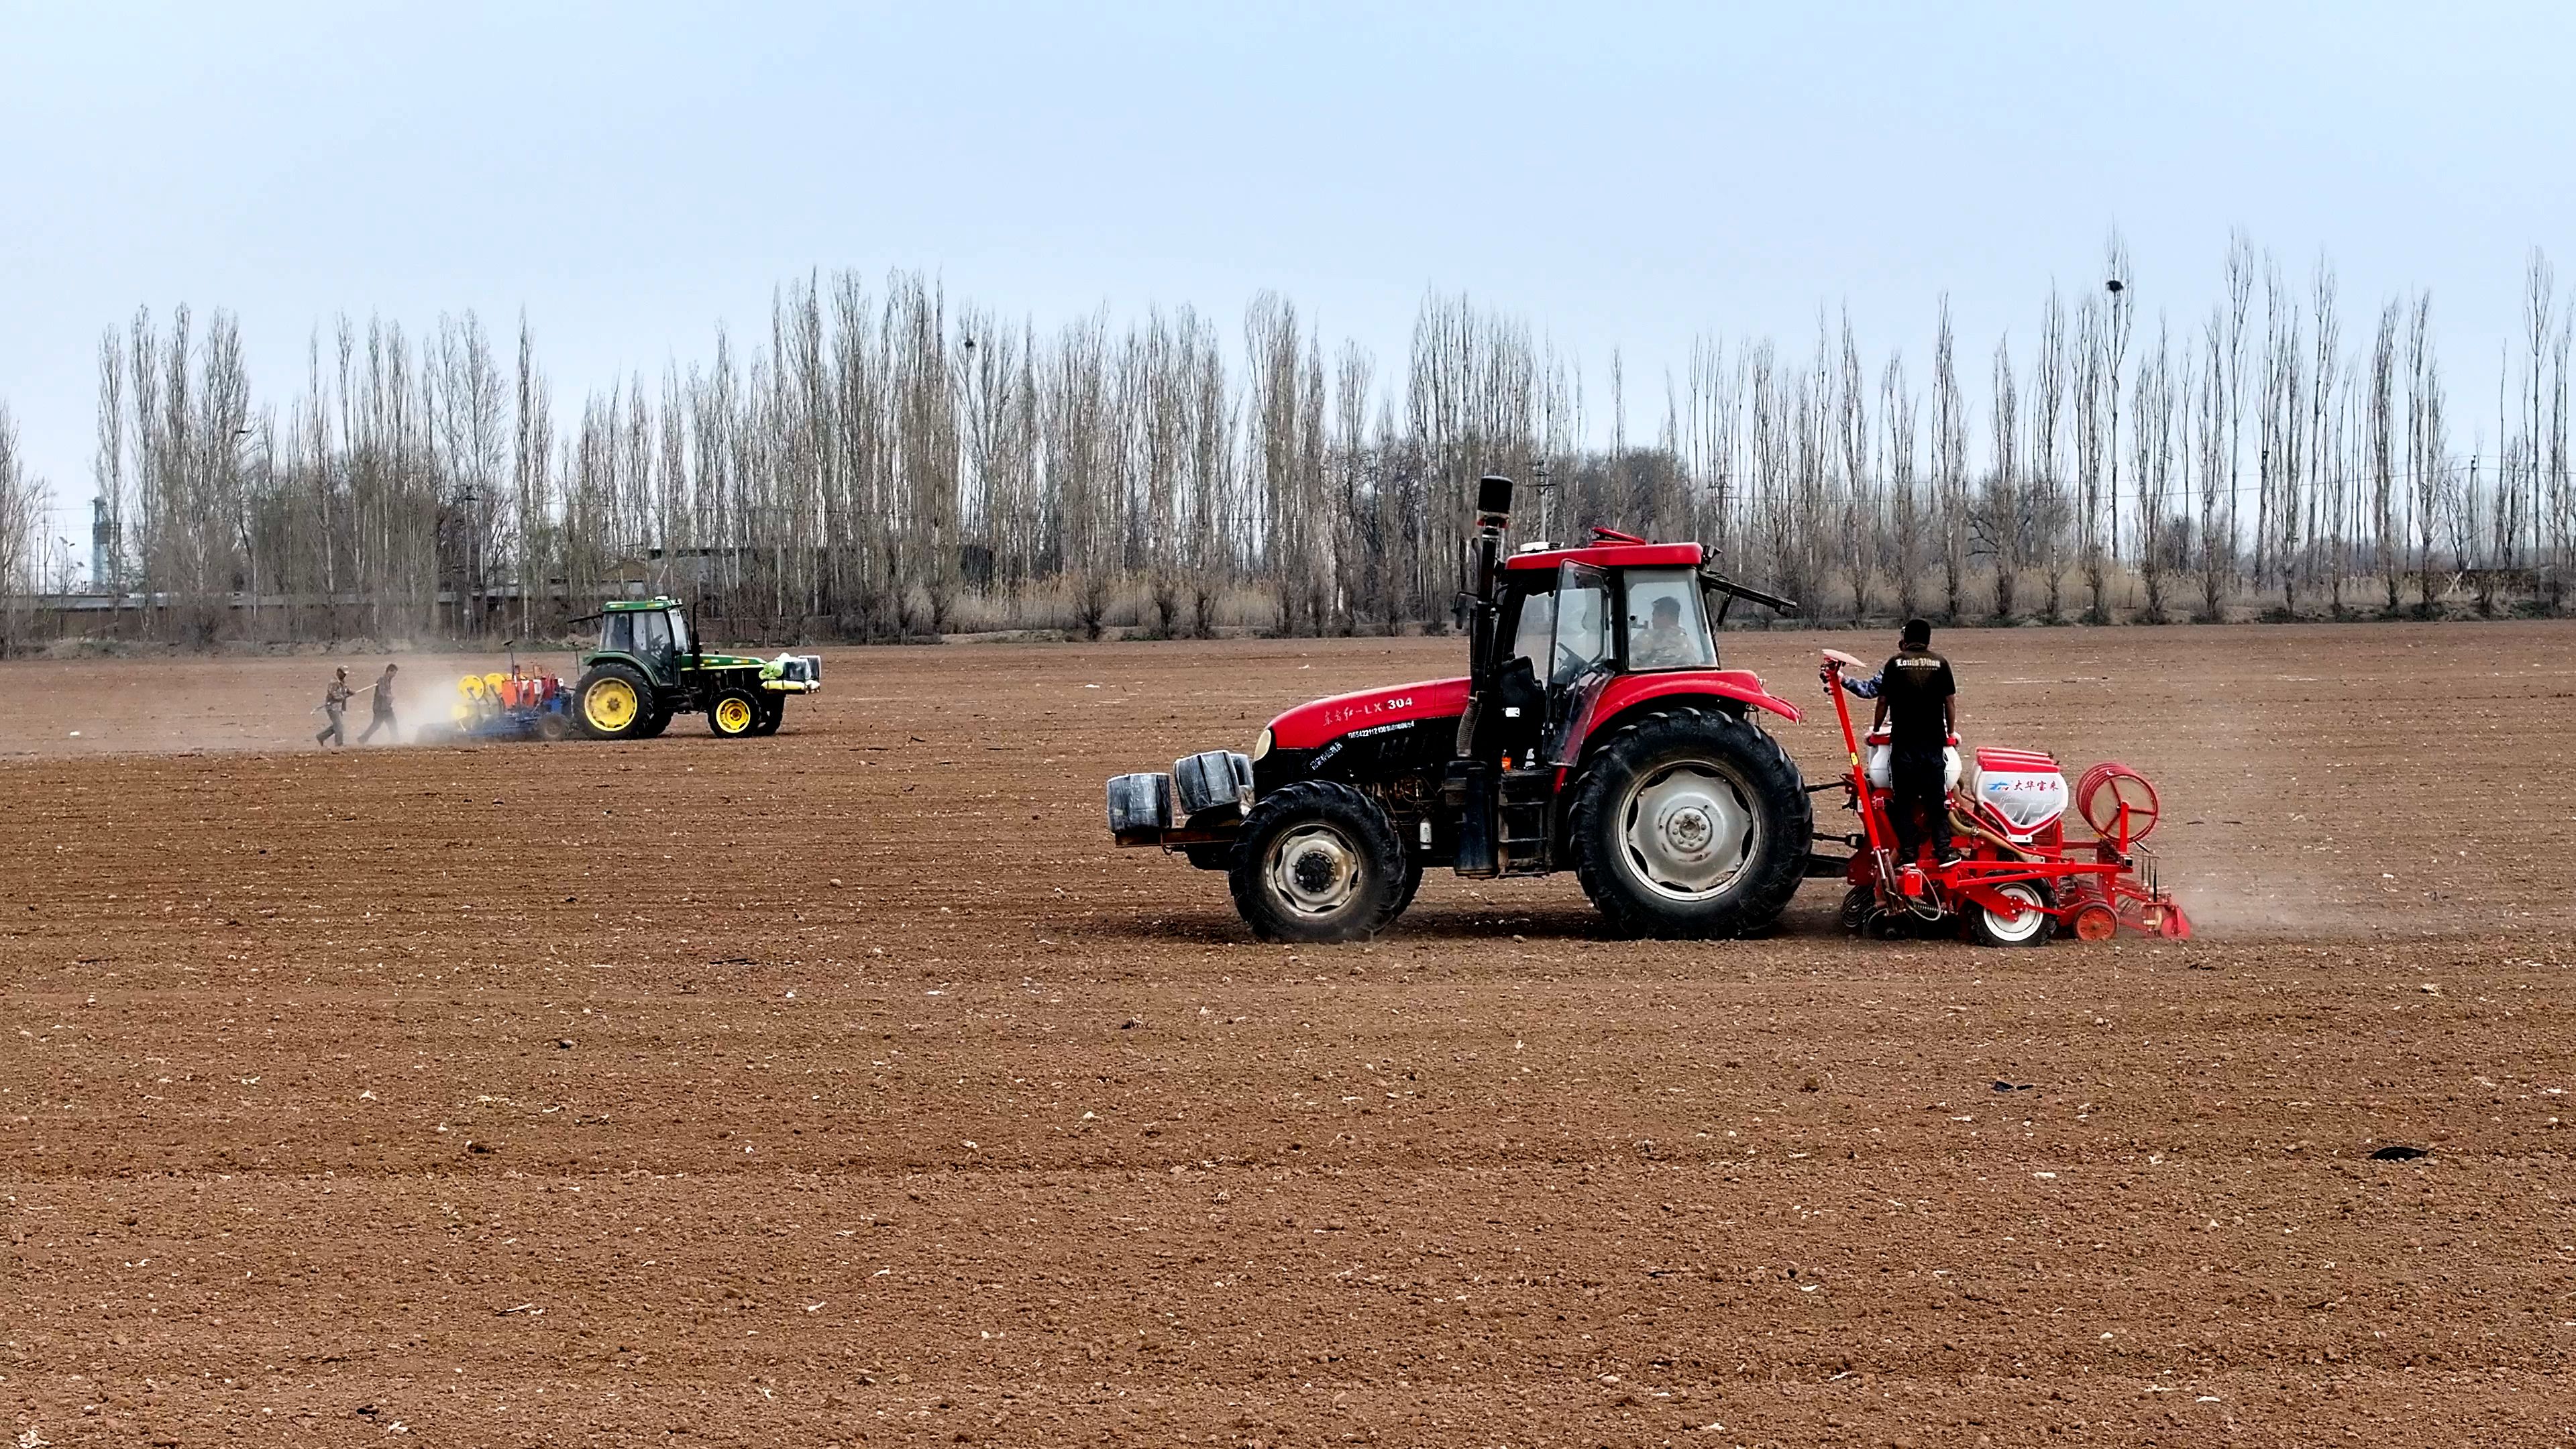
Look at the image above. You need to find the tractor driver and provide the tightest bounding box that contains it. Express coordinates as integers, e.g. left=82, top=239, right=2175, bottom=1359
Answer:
left=1630, top=594, right=1696, bottom=669
left=1872, top=617, right=1959, bottom=867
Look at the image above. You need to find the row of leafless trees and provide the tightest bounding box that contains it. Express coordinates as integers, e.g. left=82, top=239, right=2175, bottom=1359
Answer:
left=32, top=234, right=2576, bottom=645
left=0, top=405, right=60, bottom=648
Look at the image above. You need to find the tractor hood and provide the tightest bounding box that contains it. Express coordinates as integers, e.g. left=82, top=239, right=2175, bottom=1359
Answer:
left=1266, top=678, right=1470, bottom=751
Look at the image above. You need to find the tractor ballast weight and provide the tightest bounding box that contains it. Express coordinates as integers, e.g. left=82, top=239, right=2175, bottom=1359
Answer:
left=568, top=597, right=822, bottom=741
left=1105, top=475, right=1817, bottom=942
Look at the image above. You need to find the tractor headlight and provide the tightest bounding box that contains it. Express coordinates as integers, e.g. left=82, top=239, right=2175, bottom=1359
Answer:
left=1252, top=727, right=1273, bottom=761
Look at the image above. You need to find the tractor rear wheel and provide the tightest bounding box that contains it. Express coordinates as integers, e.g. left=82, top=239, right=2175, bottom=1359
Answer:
left=573, top=663, right=655, bottom=741
left=1227, top=781, right=1409, bottom=943
left=1965, top=880, right=2057, bottom=947
left=708, top=690, right=761, bottom=738
left=751, top=696, right=784, bottom=735
left=1566, top=707, right=1811, bottom=938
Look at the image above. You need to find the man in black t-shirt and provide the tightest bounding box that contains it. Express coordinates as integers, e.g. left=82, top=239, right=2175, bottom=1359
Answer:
left=1872, top=618, right=1957, bottom=865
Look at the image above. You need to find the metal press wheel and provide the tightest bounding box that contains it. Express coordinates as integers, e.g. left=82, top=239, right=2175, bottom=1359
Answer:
left=1965, top=880, right=2057, bottom=948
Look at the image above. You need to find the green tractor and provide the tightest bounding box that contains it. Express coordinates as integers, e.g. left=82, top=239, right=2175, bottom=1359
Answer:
left=568, top=597, right=822, bottom=741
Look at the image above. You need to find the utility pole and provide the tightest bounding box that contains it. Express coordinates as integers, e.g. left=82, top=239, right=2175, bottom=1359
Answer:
left=2104, top=275, right=2131, bottom=585
left=460, top=486, right=485, bottom=637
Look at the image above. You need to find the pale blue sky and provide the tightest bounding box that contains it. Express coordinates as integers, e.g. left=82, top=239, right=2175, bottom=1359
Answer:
left=6, top=1, right=2571, bottom=545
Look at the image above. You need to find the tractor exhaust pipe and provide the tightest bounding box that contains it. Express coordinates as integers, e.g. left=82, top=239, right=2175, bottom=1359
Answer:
left=1449, top=474, right=1515, bottom=877
left=1454, top=473, right=1514, bottom=755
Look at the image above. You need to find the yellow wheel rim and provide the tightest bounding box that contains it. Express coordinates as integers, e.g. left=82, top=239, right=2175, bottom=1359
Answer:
left=585, top=678, right=639, bottom=731
left=714, top=697, right=755, bottom=735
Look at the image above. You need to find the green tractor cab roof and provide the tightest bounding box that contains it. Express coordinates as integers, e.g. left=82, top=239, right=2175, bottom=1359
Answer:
left=603, top=597, right=681, bottom=612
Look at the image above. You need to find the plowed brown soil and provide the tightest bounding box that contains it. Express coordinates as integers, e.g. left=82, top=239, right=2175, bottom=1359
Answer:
left=6, top=623, right=2575, bottom=1447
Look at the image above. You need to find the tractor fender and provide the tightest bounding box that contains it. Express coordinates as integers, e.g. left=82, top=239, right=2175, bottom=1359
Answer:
left=1570, top=672, right=1803, bottom=757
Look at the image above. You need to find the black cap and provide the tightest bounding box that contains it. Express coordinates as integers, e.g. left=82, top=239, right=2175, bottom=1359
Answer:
left=1901, top=617, right=1932, bottom=648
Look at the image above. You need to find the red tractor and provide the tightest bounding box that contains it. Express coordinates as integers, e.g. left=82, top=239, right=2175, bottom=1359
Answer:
left=1817, top=648, right=2192, bottom=945
left=1106, top=475, right=1818, bottom=942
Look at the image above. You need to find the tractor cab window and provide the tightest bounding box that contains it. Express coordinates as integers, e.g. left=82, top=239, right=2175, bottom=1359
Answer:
left=600, top=611, right=633, bottom=655
left=1548, top=565, right=1613, bottom=686
left=635, top=609, right=676, bottom=671
left=665, top=607, right=692, bottom=657
left=1540, top=562, right=1614, bottom=765
left=1508, top=588, right=1556, bottom=678
left=1623, top=568, right=1715, bottom=670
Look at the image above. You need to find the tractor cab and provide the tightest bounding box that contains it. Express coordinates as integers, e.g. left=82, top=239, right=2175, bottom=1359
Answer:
left=1483, top=535, right=1776, bottom=771
left=588, top=598, right=695, bottom=686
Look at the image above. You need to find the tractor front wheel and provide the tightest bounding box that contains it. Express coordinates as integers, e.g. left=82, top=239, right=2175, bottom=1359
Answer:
left=708, top=690, right=761, bottom=738
left=1227, top=782, right=1409, bottom=943
left=1566, top=707, right=1811, bottom=938
left=573, top=664, right=655, bottom=741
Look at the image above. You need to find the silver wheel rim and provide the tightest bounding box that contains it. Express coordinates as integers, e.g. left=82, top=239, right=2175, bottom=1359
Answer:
left=1269, top=823, right=1363, bottom=918
left=1619, top=759, right=1758, bottom=902
left=1982, top=883, right=2049, bottom=943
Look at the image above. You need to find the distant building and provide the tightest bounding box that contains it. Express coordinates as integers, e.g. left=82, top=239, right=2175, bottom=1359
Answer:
left=91, top=496, right=116, bottom=593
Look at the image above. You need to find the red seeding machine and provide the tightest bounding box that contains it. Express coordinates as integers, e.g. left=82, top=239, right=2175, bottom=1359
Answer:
left=1818, top=648, right=2192, bottom=945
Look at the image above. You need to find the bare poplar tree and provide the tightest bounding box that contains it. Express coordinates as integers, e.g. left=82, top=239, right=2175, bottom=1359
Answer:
left=0, top=404, right=50, bottom=651
left=2257, top=259, right=2306, bottom=615
left=1880, top=355, right=1920, bottom=619
left=2306, top=259, right=2343, bottom=614
left=2366, top=301, right=2401, bottom=614
left=2523, top=250, right=2560, bottom=612
left=2221, top=232, right=2254, bottom=609
left=1931, top=298, right=1968, bottom=619
left=2406, top=293, right=2447, bottom=610
left=2071, top=294, right=2106, bottom=621
left=2194, top=311, right=2231, bottom=621
left=2131, top=323, right=2175, bottom=621
left=1837, top=313, right=1872, bottom=619
left=1982, top=334, right=2021, bottom=618
left=2029, top=290, right=2069, bottom=620
left=2094, top=233, right=2133, bottom=623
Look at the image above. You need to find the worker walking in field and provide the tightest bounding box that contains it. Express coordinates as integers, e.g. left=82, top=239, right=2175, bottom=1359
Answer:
left=358, top=662, right=400, bottom=743
left=315, top=667, right=354, bottom=749
left=1871, top=618, right=1959, bottom=867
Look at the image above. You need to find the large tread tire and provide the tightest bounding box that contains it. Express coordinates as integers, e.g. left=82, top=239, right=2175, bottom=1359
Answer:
left=751, top=696, right=785, bottom=736
left=637, top=706, right=674, bottom=739
left=1387, top=859, right=1426, bottom=920
left=1964, top=879, right=2058, bottom=948
left=708, top=689, right=762, bottom=738
left=1227, top=781, right=1409, bottom=944
left=573, top=663, right=655, bottom=741
left=1566, top=706, right=1812, bottom=938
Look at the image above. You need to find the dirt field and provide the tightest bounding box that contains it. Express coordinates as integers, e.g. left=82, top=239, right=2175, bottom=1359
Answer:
left=6, top=623, right=2575, bottom=1447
